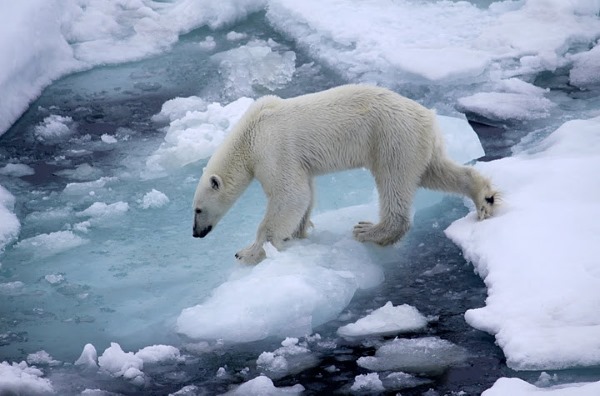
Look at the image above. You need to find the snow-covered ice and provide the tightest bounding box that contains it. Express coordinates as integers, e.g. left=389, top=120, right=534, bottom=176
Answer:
left=483, top=378, right=600, bottom=396
left=446, top=116, right=600, bottom=370
left=337, top=301, right=428, bottom=338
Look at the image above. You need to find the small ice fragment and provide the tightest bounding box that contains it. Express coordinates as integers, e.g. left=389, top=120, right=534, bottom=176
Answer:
left=0, top=163, right=35, bottom=177
left=26, top=350, right=61, bottom=366
left=351, top=373, right=384, bottom=392
left=226, top=31, right=247, bottom=41
left=140, top=189, right=169, bottom=209
left=199, top=36, right=216, bottom=50
left=227, top=375, right=304, bottom=395
left=357, top=337, right=467, bottom=374
left=75, top=343, right=98, bottom=369
left=337, top=301, right=428, bottom=338
left=101, top=134, right=117, bottom=144
left=98, top=342, right=144, bottom=385
left=135, top=345, right=181, bottom=364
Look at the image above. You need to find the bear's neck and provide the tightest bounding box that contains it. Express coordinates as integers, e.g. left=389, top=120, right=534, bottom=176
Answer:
left=210, top=135, right=254, bottom=206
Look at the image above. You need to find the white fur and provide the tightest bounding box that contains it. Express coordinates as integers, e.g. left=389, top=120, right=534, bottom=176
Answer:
left=193, top=85, right=498, bottom=264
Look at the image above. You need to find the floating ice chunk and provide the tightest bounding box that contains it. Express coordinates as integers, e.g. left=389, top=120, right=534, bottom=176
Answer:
left=382, top=372, right=432, bottom=390
left=26, top=351, right=60, bottom=366
left=445, top=116, right=600, bottom=370
left=135, top=345, right=181, bottom=364
left=457, top=92, right=554, bottom=122
left=56, top=163, right=102, bottom=181
left=226, top=31, right=247, bottom=41
left=357, top=337, right=467, bottom=374
left=0, top=281, right=24, bottom=296
left=337, top=301, right=428, bottom=338
left=44, top=273, right=65, bottom=285
left=98, top=343, right=144, bottom=386
left=62, top=177, right=118, bottom=196
left=15, top=230, right=88, bottom=258
left=77, top=201, right=129, bottom=219
left=34, top=115, right=75, bottom=143
left=0, top=185, right=20, bottom=253
left=151, top=96, right=207, bottom=124
left=266, top=0, right=492, bottom=84
left=351, top=373, right=384, bottom=392
left=100, top=134, right=117, bottom=144
left=147, top=97, right=254, bottom=174
left=177, top=203, right=384, bottom=343
left=140, top=189, right=169, bottom=209
left=483, top=377, right=600, bottom=396
left=0, top=361, right=54, bottom=395
left=0, top=163, right=35, bottom=177
left=226, top=375, right=304, bottom=395
left=75, top=343, right=98, bottom=369
left=257, top=337, right=318, bottom=380
left=212, top=39, right=296, bottom=97
left=199, top=36, right=216, bottom=51
left=170, top=385, right=200, bottom=396
left=570, top=44, right=600, bottom=88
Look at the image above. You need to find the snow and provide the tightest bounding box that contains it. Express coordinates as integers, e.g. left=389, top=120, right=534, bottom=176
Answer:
left=357, top=337, right=468, bottom=375
left=446, top=116, right=600, bottom=370
left=570, top=43, right=600, bottom=88
left=483, top=378, right=600, bottom=396
left=0, top=361, right=54, bottom=395
left=0, top=0, right=268, bottom=138
left=337, top=301, right=428, bottom=338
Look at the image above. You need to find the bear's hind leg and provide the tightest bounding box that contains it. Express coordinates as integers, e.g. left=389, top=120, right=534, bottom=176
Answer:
left=353, top=170, right=417, bottom=246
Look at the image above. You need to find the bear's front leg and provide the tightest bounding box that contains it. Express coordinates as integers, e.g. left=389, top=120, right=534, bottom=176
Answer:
left=235, top=178, right=311, bottom=264
left=235, top=244, right=266, bottom=265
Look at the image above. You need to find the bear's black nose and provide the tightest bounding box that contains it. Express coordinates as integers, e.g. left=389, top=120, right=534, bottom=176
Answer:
left=193, top=225, right=212, bottom=238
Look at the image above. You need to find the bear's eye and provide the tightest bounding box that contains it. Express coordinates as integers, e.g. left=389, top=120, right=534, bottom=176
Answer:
left=195, top=208, right=202, bottom=214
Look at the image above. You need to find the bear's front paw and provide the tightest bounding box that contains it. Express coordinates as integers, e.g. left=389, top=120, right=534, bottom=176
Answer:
left=235, top=245, right=267, bottom=265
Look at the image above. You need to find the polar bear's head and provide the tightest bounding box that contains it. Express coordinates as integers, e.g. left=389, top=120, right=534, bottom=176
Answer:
left=192, top=174, right=226, bottom=238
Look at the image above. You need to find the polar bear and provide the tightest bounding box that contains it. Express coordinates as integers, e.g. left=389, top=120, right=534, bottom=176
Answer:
left=193, top=84, right=498, bottom=264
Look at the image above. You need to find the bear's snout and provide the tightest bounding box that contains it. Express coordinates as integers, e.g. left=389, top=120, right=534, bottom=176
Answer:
left=193, top=225, right=212, bottom=238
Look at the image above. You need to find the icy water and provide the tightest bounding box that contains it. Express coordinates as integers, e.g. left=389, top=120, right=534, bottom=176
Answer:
left=1, top=7, right=600, bottom=396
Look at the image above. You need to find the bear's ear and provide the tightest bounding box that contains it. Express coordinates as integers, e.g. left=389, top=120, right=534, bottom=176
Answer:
left=209, top=175, right=222, bottom=191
